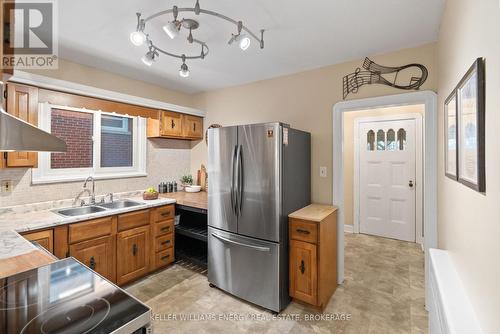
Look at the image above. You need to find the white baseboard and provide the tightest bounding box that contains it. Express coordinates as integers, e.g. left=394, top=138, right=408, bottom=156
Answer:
left=344, top=224, right=354, bottom=233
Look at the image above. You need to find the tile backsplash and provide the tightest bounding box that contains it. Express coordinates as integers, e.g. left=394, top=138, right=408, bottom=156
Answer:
left=0, top=139, right=191, bottom=207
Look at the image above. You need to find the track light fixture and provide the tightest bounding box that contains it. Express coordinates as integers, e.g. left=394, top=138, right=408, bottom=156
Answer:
left=130, top=1, right=265, bottom=77
left=228, top=21, right=251, bottom=51
left=179, top=55, right=190, bottom=78
left=130, top=12, right=146, bottom=46
left=141, top=42, right=158, bottom=66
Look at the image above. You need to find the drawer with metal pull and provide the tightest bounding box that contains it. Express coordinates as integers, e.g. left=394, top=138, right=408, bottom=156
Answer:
left=154, top=219, right=174, bottom=236
left=155, top=247, right=174, bottom=268
left=153, top=205, right=175, bottom=222
left=155, top=233, right=174, bottom=252
left=289, top=219, right=318, bottom=244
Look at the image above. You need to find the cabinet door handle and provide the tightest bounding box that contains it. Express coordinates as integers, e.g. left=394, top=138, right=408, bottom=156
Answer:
left=161, top=240, right=171, bottom=245
left=89, top=256, right=96, bottom=270
left=193, top=123, right=196, bottom=131
left=296, top=229, right=310, bottom=235
left=161, top=254, right=170, bottom=261
left=132, top=244, right=138, bottom=256
left=161, top=211, right=171, bottom=217
left=299, top=260, right=305, bottom=274
left=161, top=226, right=170, bottom=232
left=171, top=119, right=175, bottom=129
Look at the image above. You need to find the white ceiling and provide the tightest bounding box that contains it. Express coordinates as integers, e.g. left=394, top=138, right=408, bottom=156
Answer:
left=57, top=0, right=445, bottom=94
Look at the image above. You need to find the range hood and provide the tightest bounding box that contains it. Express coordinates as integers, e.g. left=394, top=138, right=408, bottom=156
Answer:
left=0, top=108, right=67, bottom=152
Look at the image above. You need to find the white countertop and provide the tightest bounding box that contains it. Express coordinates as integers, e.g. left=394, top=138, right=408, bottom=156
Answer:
left=0, top=195, right=176, bottom=260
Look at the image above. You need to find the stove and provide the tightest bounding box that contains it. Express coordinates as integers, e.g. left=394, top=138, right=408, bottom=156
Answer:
left=0, top=258, right=151, bottom=334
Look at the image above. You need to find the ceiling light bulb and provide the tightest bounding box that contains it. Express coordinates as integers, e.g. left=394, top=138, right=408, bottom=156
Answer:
left=141, top=51, right=155, bottom=66
left=179, top=63, right=190, bottom=78
left=163, top=21, right=179, bottom=39
left=130, top=31, right=146, bottom=46
left=238, top=34, right=251, bottom=51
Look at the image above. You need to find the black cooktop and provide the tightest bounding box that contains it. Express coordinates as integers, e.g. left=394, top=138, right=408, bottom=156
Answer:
left=0, top=258, right=150, bottom=334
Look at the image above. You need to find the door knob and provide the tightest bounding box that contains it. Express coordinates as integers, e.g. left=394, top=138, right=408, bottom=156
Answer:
left=409, top=180, right=414, bottom=188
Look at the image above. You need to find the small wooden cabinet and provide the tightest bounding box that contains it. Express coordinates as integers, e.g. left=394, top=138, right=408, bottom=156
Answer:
left=3, top=83, right=39, bottom=168
left=68, top=217, right=115, bottom=281
left=70, top=235, right=115, bottom=281
left=148, top=110, right=203, bottom=140
left=182, top=115, right=203, bottom=139
left=117, top=225, right=150, bottom=285
left=289, top=205, right=337, bottom=309
left=21, top=230, right=54, bottom=253
left=160, top=111, right=183, bottom=137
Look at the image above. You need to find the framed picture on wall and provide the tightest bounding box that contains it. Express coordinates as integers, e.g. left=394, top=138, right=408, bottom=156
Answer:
left=456, top=58, right=486, bottom=192
left=444, top=90, right=458, bottom=180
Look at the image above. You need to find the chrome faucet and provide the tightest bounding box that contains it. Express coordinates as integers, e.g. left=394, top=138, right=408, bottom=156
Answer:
left=73, top=188, right=91, bottom=207
left=83, top=176, right=96, bottom=205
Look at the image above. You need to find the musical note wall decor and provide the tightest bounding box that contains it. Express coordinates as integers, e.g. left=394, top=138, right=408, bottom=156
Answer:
left=342, top=57, right=428, bottom=99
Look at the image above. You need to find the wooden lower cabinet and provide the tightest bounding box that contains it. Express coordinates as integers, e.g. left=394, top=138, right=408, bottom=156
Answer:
left=69, top=235, right=115, bottom=282
left=23, top=205, right=176, bottom=286
left=116, top=225, right=150, bottom=285
left=21, top=230, right=54, bottom=253
left=151, top=205, right=175, bottom=271
left=289, top=240, right=317, bottom=305
left=288, top=205, right=338, bottom=309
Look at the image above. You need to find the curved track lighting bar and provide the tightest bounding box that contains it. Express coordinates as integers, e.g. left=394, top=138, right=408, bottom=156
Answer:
left=144, top=8, right=265, bottom=48
left=150, top=38, right=209, bottom=60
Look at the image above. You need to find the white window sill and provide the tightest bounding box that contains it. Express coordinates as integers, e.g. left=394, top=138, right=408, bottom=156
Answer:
left=31, top=172, right=148, bottom=185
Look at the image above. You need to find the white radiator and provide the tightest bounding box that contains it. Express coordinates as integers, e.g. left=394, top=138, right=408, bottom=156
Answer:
left=428, top=249, right=482, bottom=334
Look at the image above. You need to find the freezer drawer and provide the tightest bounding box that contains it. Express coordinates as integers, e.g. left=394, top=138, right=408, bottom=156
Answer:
left=208, top=227, right=281, bottom=312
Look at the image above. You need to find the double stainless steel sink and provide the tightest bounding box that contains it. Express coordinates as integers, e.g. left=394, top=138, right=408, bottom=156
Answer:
left=53, top=200, right=143, bottom=217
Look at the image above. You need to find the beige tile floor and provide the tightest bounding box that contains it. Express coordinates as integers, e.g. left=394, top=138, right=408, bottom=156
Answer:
left=126, top=233, right=427, bottom=334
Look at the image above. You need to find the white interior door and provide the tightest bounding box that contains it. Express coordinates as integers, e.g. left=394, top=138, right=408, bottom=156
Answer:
left=359, top=119, right=416, bottom=242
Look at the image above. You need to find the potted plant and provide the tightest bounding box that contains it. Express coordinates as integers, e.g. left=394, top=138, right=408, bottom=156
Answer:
left=180, top=174, right=194, bottom=188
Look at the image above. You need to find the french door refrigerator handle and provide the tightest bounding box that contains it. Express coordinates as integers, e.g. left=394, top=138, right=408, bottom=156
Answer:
left=211, top=233, right=270, bottom=252
left=230, top=145, right=237, bottom=215
left=235, top=145, right=243, bottom=216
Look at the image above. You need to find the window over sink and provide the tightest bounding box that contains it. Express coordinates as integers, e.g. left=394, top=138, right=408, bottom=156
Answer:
left=32, top=103, right=147, bottom=184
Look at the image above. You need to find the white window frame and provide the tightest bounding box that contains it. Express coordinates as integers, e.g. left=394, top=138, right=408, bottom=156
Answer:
left=32, top=103, right=147, bottom=184
left=101, top=115, right=131, bottom=134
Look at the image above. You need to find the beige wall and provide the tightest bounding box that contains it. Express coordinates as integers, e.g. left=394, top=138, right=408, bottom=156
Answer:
left=343, top=104, right=425, bottom=227
left=190, top=43, right=437, bottom=204
left=25, top=59, right=195, bottom=108
left=437, top=0, right=500, bottom=332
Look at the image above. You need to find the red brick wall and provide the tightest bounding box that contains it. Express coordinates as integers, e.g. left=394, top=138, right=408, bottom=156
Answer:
left=50, top=109, right=93, bottom=169
left=101, top=131, right=133, bottom=167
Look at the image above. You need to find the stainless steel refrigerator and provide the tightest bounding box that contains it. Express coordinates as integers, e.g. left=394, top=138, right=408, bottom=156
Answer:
left=207, top=122, right=311, bottom=312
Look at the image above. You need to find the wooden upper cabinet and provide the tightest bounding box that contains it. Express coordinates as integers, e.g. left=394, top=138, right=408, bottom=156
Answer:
left=147, top=111, right=203, bottom=140
left=160, top=111, right=183, bottom=137
left=1, top=0, right=13, bottom=75
left=5, top=83, right=39, bottom=167
left=182, top=115, right=203, bottom=139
